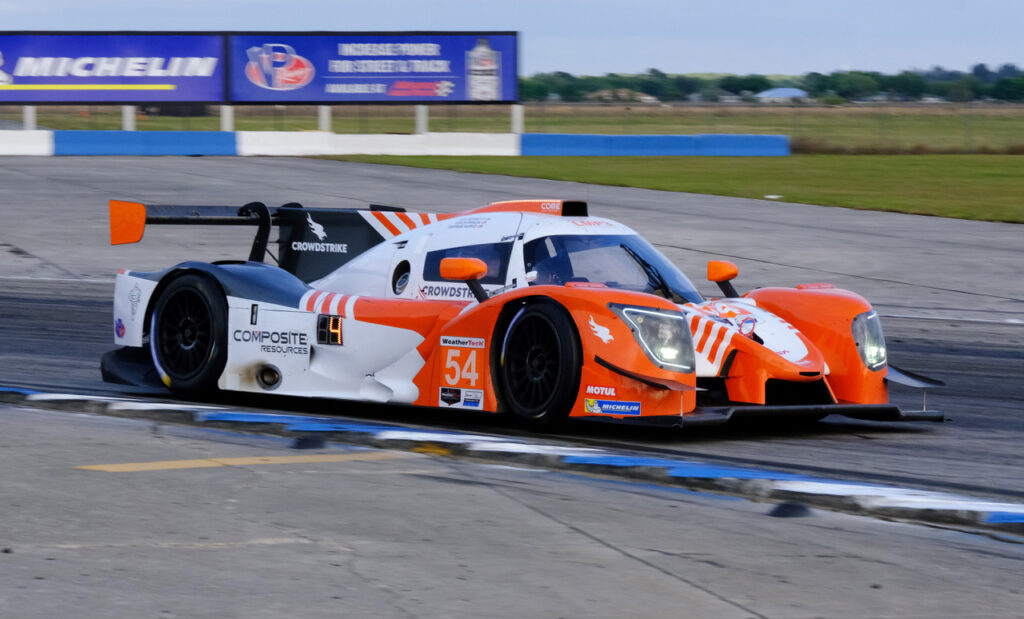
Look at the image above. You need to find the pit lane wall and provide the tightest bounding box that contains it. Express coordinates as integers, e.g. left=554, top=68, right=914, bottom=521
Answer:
left=0, top=130, right=789, bottom=156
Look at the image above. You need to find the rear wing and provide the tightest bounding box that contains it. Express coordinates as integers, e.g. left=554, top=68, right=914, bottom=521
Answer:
left=110, top=198, right=590, bottom=283
left=109, top=200, right=402, bottom=283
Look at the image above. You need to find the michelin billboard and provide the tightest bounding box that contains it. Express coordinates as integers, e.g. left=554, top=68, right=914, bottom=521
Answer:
left=0, top=34, right=224, bottom=102
left=0, top=32, right=517, bottom=104
left=229, top=33, right=517, bottom=103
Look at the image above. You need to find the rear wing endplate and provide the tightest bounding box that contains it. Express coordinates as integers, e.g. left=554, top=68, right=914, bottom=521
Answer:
left=110, top=200, right=274, bottom=262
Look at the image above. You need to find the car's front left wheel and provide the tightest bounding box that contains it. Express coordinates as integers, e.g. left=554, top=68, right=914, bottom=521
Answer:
left=497, top=301, right=581, bottom=426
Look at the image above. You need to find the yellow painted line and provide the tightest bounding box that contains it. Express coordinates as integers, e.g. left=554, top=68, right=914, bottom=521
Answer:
left=412, top=443, right=453, bottom=456
left=0, top=84, right=177, bottom=91
left=77, top=450, right=408, bottom=473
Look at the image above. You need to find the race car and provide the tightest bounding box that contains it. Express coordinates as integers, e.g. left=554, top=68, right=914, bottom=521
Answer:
left=103, top=198, right=943, bottom=427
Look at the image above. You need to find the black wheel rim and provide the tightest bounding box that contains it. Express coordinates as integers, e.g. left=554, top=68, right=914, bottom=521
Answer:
left=156, top=289, right=213, bottom=380
left=505, top=314, right=560, bottom=413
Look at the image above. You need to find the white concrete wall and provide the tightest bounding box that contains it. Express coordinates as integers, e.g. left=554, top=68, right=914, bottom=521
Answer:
left=0, top=131, right=54, bottom=156
left=236, top=131, right=519, bottom=157
left=0, top=130, right=521, bottom=157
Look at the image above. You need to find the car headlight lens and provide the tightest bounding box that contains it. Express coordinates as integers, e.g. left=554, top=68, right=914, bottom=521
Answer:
left=851, top=310, right=887, bottom=371
left=611, top=305, right=695, bottom=373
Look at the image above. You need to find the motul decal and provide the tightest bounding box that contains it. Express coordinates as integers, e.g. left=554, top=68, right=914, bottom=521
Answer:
left=585, top=385, right=617, bottom=396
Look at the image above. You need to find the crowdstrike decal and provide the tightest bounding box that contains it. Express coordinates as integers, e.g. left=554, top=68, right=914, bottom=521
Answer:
left=291, top=241, right=348, bottom=254
left=589, top=315, right=614, bottom=343
left=306, top=213, right=327, bottom=241
left=290, top=213, right=348, bottom=253
left=419, top=285, right=476, bottom=299
left=245, top=44, right=315, bottom=91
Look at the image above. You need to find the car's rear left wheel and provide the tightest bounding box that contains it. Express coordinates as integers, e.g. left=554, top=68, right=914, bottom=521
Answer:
left=150, top=273, right=227, bottom=396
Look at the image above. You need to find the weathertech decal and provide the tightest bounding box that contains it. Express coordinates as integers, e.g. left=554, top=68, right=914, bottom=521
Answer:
left=441, top=336, right=485, bottom=349
left=584, top=399, right=642, bottom=416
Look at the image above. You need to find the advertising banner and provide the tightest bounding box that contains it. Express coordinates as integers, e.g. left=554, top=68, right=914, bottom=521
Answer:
left=229, top=33, right=517, bottom=103
left=0, top=34, right=225, bottom=103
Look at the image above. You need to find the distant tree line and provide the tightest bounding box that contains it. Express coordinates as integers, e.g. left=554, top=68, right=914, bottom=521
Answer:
left=518, top=64, right=1024, bottom=103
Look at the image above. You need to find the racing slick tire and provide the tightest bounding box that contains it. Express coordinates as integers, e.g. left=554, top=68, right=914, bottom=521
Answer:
left=149, top=273, right=228, bottom=396
left=497, top=301, right=581, bottom=426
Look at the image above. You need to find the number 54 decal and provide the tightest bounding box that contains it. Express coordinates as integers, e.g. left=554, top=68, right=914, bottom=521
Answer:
left=444, top=348, right=480, bottom=388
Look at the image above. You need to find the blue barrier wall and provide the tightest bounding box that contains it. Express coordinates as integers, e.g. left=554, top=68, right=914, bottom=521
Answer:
left=53, top=131, right=238, bottom=156
left=520, top=133, right=790, bottom=156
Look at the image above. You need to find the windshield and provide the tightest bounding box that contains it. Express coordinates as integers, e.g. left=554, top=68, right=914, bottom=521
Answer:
left=523, top=234, right=703, bottom=304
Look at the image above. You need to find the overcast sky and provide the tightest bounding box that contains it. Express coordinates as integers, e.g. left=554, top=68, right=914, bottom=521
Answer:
left=1, top=0, right=1019, bottom=76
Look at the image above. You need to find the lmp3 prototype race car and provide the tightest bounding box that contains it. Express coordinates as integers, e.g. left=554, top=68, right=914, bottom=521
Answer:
left=104, top=198, right=943, bottom=427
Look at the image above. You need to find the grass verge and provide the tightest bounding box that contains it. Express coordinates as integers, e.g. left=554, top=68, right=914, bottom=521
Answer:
left=322, top=154, right=1024, bottom=223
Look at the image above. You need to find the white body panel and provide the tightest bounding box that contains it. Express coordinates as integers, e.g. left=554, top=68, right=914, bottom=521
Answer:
left=681, top=298, right=816, bottom=377
left=112, top=271, right=159, bottom=347
left=219, top=295, right=425, bottom=403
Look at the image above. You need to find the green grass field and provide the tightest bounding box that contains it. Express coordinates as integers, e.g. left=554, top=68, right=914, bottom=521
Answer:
left=324, top=155, right=1024, bottom=223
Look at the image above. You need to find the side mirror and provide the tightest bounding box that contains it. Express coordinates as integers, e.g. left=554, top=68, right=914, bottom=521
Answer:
left=707, top=260, right=739, bottom=298
left=440, top=257, right=489, bottom=302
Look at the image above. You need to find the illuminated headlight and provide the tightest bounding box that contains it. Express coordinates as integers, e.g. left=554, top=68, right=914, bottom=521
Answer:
left=611, top=305, right=695, bottom=373
left=852, top=310, right=887, bottom=371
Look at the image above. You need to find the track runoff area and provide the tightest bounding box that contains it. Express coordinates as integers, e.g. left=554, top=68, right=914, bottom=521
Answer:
left=0, top=158, right=1022, bottom=532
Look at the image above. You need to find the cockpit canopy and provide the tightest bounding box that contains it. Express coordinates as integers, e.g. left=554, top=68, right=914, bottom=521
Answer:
left=524, top=233, right=702, bottom=304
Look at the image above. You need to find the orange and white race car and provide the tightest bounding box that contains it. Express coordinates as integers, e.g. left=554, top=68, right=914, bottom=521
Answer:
left=104, top=198, right=943, bottom=427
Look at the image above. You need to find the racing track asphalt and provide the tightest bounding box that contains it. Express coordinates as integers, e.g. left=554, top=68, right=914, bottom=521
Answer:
left=0, top=156, right=1022, bottom=502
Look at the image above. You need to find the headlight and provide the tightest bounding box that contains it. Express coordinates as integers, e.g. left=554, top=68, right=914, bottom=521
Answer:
left=610, top=304, right=695, bottom=373
left=851, top=310, right=887, bottom=371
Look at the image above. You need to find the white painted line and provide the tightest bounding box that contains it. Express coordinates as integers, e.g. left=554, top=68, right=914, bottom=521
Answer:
left=774, top=481, right=1024, bottom=513
left=466, top=442, right=606, bottom=456
left=106, top=402, right=227, bottom=412
left=27, top=393, right=132, bottom=402
left=879, top=313, right=1024, bottom=326
left=374, top=430, right=512, bottom=444
left=858, top=496, right=1024, bottom=513
left=0, top=275, right=113, bottom=284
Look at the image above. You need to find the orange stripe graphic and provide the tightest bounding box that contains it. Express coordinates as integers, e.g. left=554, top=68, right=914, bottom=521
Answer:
left=697, top=323, right=715, bottom=353
left=319, top=293, right=335, bottom=314
left=706, top=327, right=728, bottom=362
left=396, top=212, right=417, bottom=230
left=372, top=211, right=402, bottom=236
left=306, top=291, right=323, bottom=312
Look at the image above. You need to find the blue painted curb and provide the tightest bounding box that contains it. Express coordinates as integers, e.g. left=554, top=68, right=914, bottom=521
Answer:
left=53, top=130, right=237, bottom=156
left=521, top=133, right=790, bottom=156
